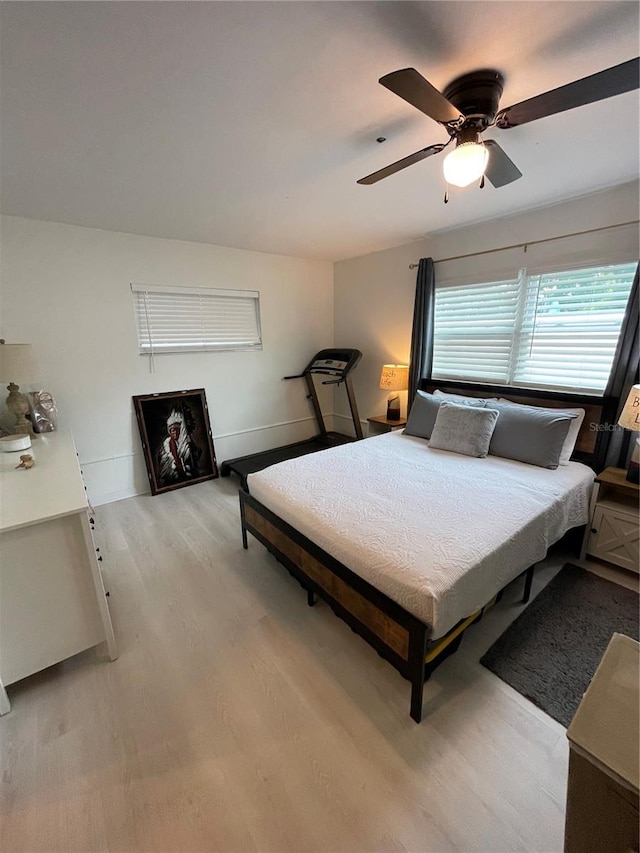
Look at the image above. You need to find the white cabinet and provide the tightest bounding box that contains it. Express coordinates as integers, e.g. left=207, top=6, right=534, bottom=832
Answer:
left=0, top=431, right=117, bottom=714
left=589, top=501, right=639, bottom=573
left=582, top=467, right=639, bottom=574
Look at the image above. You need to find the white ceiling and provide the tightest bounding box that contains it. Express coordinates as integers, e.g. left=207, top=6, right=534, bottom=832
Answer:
left=1, top=1, right=638, bottom=262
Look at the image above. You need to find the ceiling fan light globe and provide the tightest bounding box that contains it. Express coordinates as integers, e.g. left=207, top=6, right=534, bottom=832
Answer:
left=443, top=142, right=489, bottom=187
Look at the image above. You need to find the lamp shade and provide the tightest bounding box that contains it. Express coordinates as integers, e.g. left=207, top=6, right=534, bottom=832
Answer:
left=618, top=384, right=640, bottom=431
left=379, top=364, right=409, bottom=392
left=0, top=343, right=40, bottom=383
left=443, top=141, right=489, bottom=188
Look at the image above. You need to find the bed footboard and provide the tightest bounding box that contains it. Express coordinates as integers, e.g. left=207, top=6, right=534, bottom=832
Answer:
left=240, top=489, right=479, bottom=722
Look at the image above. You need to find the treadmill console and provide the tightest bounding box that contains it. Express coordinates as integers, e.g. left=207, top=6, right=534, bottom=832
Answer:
left=305, top=348, right=362, bottom=378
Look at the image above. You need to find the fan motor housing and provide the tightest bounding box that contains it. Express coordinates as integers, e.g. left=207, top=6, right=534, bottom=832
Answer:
left=443, top=69, right=504, bottom=130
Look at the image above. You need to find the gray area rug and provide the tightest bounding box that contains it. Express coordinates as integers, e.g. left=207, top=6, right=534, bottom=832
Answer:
left=480, top=563, right=639, bottom=727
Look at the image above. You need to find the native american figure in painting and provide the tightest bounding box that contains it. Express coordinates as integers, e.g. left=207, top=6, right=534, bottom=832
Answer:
left=157, top=405, right=201, bottom=484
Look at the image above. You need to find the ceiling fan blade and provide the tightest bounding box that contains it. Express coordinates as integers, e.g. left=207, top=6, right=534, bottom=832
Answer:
left=379, top=68, right=464, bottom=125
left=483, top=140, right=522, bottom=187
left=495, top=57, right=639, bottom=129
left=357, top=144, right=446, bottom=185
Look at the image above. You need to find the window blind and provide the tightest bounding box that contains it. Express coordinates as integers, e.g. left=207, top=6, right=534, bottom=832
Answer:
left=432, top=277, right=522, bottom=384
left=432, top=261, right=636, bottom=394
left=131, top=284, right=262, bottom=354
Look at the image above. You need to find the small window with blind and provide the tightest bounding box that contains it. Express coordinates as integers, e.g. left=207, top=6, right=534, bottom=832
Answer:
left=131, top=284, right=262, bottom=354
left=432, top=261, right=636, bottom=395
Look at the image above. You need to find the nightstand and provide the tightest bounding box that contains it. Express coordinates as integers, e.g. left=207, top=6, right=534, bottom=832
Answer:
left=581, top=467, right=639, bottom=574
left=367, top=415, right=407, bottom=437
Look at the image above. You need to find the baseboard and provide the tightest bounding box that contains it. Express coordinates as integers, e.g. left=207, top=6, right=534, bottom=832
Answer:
left=333, top=412, right=367, bottom=438
left=84, top=415, right=328, bottom=506
left=93, top=486, right=144, bottom=506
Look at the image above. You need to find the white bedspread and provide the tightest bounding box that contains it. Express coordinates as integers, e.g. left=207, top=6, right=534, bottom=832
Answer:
left=247, top=432, right=594, bottom=639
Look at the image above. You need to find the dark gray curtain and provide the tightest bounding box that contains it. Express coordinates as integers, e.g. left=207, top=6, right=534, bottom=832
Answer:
left=599, top=263, right=639, bottom=471
left=408, top=258, right=436, bottom=411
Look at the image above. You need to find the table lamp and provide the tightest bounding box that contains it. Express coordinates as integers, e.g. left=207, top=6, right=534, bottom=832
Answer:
left=379, top=364, right=409, bottom=421
left=0, top=341, right=40, bottom=435
left=617, top=384, right=640, bottom=483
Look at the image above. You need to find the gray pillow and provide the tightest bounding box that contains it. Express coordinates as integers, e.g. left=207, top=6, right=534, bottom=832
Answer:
left=489, top=401, right=577, bottom=469
left=405, top=391, right=486, bottom=439
left=429, top=402, right=499, bottom=458
left=497, top=398, right=585, bottom=465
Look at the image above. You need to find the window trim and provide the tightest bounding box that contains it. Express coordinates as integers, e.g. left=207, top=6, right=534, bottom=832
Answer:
left=420, top=377, right=605, bottom=407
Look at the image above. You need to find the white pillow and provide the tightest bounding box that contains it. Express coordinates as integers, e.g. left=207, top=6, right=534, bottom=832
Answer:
left=498, top=398, right=585, bottom=465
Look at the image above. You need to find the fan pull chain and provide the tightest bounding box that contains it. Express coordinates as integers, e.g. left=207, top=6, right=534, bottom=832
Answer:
left=443, top=185, right=449, bottom=204
left=479, top=175, right=485, bottom=189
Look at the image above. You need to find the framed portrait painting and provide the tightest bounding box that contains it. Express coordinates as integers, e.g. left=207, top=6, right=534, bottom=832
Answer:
left=133, top=388, right=218, bottom=495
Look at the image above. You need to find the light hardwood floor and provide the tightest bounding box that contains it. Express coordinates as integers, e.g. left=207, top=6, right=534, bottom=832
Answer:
left=1, top=475, right=628, bottom=853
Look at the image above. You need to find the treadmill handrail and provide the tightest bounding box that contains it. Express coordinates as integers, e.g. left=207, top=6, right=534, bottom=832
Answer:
left=285, top=371, right=344, bottom=381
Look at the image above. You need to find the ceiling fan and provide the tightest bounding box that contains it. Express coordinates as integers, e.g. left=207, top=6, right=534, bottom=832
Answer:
left=357, top=58, right=639, bottom=194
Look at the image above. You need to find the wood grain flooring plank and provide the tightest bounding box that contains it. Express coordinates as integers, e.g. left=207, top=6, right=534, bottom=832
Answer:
left=0, top=476, right=587, bottom=853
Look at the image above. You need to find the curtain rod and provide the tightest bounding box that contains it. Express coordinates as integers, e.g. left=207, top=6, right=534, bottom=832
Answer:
left=407, top=219, right=639, bottom=269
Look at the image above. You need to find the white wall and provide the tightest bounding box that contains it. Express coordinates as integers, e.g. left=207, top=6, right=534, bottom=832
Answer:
left=334, top=181, right=640, bottom=429
left=0, top=217, right=333, bottom=504
left=3, top=181, right=637, bottom=503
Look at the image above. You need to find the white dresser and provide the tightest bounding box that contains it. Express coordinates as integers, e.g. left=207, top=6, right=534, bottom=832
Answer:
left=0, top=431, right=117, bottom=714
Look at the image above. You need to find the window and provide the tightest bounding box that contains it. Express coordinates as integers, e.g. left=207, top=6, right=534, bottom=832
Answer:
left=131, top=283, right=262, bottom=354
left=432, top=261, right=636, bottom=395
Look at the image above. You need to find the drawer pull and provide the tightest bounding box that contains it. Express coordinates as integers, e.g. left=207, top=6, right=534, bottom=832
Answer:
left=591, top=527, right=598, bottom=534
left=97, top=556, right=103, bottom=562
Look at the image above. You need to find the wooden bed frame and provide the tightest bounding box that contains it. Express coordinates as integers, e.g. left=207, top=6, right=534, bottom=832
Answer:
left=239, top=383, right=607, bottom=722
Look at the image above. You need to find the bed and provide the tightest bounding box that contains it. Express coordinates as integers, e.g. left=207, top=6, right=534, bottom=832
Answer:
left=239, top=384, right=604, bottom=721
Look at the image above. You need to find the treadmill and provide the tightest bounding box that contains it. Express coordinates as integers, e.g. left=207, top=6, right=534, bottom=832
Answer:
left=220, top=348, right=363, bottom=488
